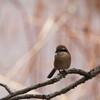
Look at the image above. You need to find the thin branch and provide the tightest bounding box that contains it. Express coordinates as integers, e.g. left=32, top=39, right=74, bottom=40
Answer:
left=0, top=83, right=12, bottom=94
left=64, top=68, right=89, bottom=76
left=0, top=68, right=87, bottom=100
left=46, top=65, right=100, bottom=99
left=10, top=94, right=47, bottom=100
left=1, top=65, right=100, bottom=100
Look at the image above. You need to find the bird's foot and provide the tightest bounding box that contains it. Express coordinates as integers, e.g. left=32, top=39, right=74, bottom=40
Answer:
left=58, top=70, right=66, bottom=78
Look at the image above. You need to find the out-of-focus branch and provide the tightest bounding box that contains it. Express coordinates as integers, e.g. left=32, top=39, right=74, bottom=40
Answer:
left=1, top=65, right=100, bottom=100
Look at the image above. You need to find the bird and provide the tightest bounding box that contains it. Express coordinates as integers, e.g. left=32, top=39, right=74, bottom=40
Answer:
left=47, top=45, right=71, bottom=78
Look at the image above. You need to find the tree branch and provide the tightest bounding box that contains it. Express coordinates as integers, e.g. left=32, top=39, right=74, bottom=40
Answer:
left=10, top=94, right=47, bottom=100
left=0, top=68, right=88, bottom=100
left=1, top=65, right=100, bottom=100
left=46, top=65, right=100, bottom=99
left=0, top=83, right=12, bottom=94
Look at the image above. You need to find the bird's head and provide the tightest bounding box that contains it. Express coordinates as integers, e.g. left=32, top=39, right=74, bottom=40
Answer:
left=55, top=45, right=69, bottom=53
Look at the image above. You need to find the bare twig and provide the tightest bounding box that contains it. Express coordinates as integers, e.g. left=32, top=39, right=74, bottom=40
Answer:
left=0, top=83, right=12, bottom=94
left=10, top=94, right=47, bottom=100
left=0, top=68, right=87, bottom=100
left=1, top=65, right=100, bottom=100
left=46, top=65, right=100, bottom=99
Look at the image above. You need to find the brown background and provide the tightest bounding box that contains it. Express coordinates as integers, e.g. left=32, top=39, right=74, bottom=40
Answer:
left=0, top=0, right=100, bottom=100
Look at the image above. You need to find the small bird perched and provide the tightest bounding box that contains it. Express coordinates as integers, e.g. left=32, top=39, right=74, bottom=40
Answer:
left=47, top=45, right=71, bottom=78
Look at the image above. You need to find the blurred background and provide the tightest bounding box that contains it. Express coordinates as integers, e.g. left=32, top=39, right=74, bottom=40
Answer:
left=0, top=0, right=100, bottom=100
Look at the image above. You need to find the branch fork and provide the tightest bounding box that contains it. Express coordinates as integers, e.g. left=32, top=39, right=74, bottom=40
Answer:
left=0, top=65, right=100, bottom=100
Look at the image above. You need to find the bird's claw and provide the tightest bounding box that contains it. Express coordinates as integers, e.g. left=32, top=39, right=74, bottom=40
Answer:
left=59, top=70, right=66, bottom=78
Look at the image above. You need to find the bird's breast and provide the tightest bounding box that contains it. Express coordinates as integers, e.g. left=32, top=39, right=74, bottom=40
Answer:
left=54, top=52, right=71, bottom=69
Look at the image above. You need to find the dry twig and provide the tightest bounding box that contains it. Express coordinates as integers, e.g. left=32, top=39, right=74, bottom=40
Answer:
left=1, top=65, right=100, bottom=100
left=0, top=83, right=12, bottom=94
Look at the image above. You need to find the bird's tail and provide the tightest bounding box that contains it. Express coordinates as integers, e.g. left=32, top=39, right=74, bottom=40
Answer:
left=47, top=68, right=56, bottom=78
